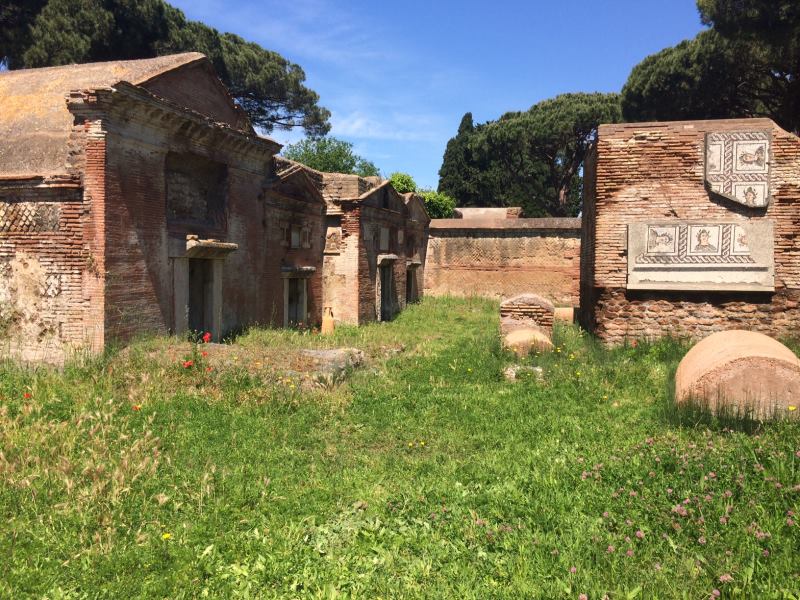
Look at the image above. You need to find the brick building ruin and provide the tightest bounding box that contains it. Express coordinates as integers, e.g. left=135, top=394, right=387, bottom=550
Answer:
left=275, top=158, right=431, bottom=325
left=0, top=54, right=426, bottom=363
left=580, top=118, right=800, bottom=344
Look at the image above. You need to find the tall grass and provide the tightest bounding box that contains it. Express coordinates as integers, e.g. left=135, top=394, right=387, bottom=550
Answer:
left=1, top=296, right=798, bottom=598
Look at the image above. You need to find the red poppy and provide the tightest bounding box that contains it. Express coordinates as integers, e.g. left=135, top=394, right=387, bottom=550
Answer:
left=202, top=332, right=212, bottom=343
left=201, top=351, right=208, bottom=358
left=183, top=360, right=194, bottom=368
left=206, top=367, right=213, bottom=372
left=132, top=404, right=142, bottom=411
left=23, top=392, right=32, bottom=399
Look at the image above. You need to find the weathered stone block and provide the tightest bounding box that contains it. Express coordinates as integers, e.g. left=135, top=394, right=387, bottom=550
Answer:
left=675, top=330, right=800, bottom=419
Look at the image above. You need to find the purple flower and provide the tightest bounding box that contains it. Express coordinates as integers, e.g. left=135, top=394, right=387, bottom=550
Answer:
left=636, top=530, right=645, bottom=539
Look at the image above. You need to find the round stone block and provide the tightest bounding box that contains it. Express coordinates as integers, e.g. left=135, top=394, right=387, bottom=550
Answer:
left=503, top=327, right=553, bottom=357
left=675, top=330, right=800, bottom=419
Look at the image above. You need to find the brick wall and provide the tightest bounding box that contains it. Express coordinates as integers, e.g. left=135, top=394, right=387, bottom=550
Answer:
left=0, top=181, right=91, bottom=363
left=425, top=218, right=581, bottom=306
left=579, top=118, right=800, bottom=344
left=499, top=294, right=555, bottom=335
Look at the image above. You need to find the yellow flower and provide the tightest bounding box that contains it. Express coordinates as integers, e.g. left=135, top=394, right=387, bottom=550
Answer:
left=789, top=405, right=797, bottom=411
left=420, top=441, right=426, bottom=447
left=467, top=368, right=472, bottom=373
left=575, top=371, right=581, bottom=377
left=408, top=442, right=413, bottom=447
left=603, top=395, right=608, bottom=400
left=161, top=532, right=172, bottom=541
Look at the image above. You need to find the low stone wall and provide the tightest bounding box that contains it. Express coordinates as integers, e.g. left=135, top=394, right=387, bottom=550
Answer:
left=424, top=217, right=581, bottom=305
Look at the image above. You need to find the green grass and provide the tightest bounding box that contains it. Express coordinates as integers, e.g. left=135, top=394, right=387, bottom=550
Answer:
left=1, top=297, right=799, bottom=599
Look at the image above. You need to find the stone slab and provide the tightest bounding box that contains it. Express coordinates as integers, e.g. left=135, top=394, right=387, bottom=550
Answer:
left=627, top=221, right=774, bottom=292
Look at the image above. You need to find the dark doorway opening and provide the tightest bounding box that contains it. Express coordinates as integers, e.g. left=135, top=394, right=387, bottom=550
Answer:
left=380, top=265, right=394, bottom=321
left=188, top=258, right=213, bottom=335
left=286, top=278, right=305, bottom=326
left=406, top=269, right=416, bottom=303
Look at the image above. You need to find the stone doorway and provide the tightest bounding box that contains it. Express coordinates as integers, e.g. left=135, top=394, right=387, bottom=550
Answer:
left=406, top=268, right=416, bottom=303
left=188, top=258, right=214, bottom=335
left=380, top=264, right=394, bottom=321
left=284, top=277, right=307, bottom=326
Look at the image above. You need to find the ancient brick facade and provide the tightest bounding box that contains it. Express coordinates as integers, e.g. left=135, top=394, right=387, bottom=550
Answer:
left=424, top=217, right=581, bottom=306
left=580, top=118, right=800, bottom=344
left=0, top=54, right=327, bottom=362
left=321, top=179, right=430, bottom=325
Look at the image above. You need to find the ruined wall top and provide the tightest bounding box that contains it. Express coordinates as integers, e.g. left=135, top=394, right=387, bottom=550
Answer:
left=0, top=53, right=258, bottom=179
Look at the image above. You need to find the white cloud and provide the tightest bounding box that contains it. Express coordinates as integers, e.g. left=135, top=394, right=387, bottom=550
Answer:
left=331, top=110, right=444, bottom=143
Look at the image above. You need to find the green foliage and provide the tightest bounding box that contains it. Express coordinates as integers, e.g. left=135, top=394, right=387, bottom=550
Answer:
left=1, top=297, right=799, bottom=597
left=438, top=94, right=622, bottom=217
left=0, top=0, right=331, bottom=136
left=419, top=190, right=456, bottom=218
left=388, top=172, right=417, bottom=194
left=623, top=1, right=800, bottom=133
left=283, top=137, right=380, bottom=177
left=621, top=30, right=767, bottom=124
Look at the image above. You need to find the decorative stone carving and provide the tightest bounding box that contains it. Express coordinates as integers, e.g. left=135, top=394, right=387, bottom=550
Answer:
left=627, top=221, right=774, bottom=292
left=705, top=131, right=771, bottom=208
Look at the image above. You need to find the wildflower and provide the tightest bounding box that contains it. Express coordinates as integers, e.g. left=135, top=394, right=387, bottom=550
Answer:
left=719, top=516, right=728, bottom=525
left=654, top=562, right=662, bottom=571
left=570, top=566, right=577, bottom=574
left=579, top=595, right=588, bottom=600
left=636, top=530, right=645, bottom=539
left=467, top=368, right=472, bottom=373
left=698, top=536, right=706, bottom=545
left=420, top=441, right=426, bottom=447
left=606, top=545, right=615, bottom=553
left=408, top=442, right=413, bottom=448
left=626, top=549, right=634, bottom=557
left=711, top=590, right=720, bottom=598
left=132, top=404, right=142, bottom=411
left=787, top=517, right=795, bottom=527
left=602, top=511, right=610, bottom=518
left=202, top=332, right=212, bottom=343
left=23, top=392, right=32, bottom=399
left=161, top=532, right=172, bottom=540
left=718, top=574, right=733, bottom=583
left=183, top=360, right=193, bottom=368
left=201, top=351, right=208, bottom=357
left=575, top=370, right=581, bottom=377
left=206, top=367, right=213, bottom=373
left=789, top=405, right=797, bottom=411
left=762, top=549, right=770, bottom=557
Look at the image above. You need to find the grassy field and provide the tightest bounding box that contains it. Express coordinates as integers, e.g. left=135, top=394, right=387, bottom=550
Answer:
left=1, top=297, right=799, bottom=599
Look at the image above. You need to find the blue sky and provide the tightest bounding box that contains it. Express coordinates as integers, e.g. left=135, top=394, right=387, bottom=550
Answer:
left=170, top=0, right=705, bottom=189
